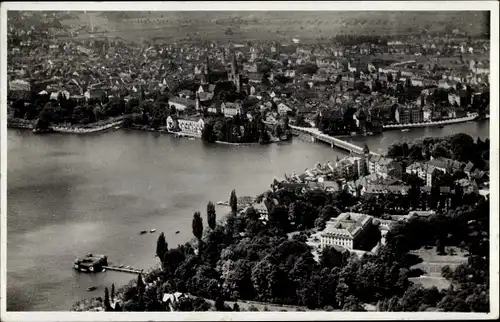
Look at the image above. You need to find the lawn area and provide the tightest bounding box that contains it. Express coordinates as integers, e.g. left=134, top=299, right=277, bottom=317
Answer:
left=408, top=246, right=467, bottom=289
left=410, top=246, right=467, bottom=266
left=409, top=276, right=452, bottom=291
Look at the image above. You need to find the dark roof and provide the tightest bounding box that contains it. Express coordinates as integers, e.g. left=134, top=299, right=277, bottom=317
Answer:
left=169, top=97, right=195, bottom=106
left=427, top=159, right=448, bottom=170
left=213, top=81, right=234, bottom=94
left=279, top=182, right=308, bottom=190
left=199, top=92, right=213, bottom=101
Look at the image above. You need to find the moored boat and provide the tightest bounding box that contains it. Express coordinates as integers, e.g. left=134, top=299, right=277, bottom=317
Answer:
left=73, top=254, right=108, bottom=273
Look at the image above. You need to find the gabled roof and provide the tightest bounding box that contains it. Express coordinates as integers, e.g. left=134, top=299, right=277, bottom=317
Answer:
left=222, top=102, right=242, bottom=109
left=368, top=154, right=382, bottom=163
left=198, top=92, right=213, bottom=101
left=364, top=184, right=410, bottom=194
left=169, top=97, right=195, bottom=106
left=377, top=157, right=394, bottom=167
left=464, top=162, right=475, bottom=172
left=427, top=159, right=448, bottom=170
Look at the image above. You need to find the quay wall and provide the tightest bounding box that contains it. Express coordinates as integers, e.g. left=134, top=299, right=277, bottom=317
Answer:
left=383, top=114, right=478, bottom=130
left=7, top=114, right=139, bottom=134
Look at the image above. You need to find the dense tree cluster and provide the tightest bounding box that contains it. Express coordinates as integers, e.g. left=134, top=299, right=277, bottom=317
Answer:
left=387, top=133, right=490, bottom=170
left=9, top=91, right=152, bottom=130
left=201, top=113, right=265, bottom=144
left=381, top=197, right=489, bottom=312
left=315, top=107, right=359, bottom=135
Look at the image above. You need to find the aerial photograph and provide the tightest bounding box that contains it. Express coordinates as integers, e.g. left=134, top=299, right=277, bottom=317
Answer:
left=2, top=3, right=496, bottom=318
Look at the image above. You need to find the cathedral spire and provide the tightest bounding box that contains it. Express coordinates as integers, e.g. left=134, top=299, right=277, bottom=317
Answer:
left=231, top=51, right=238, bottom=76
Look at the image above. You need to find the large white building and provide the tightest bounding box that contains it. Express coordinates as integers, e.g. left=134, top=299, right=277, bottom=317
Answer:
left=177, top=118, right=205, bottom=136
left=320, top=213, right=373, bottom=250
left=221, top=102, right=242, bottom=117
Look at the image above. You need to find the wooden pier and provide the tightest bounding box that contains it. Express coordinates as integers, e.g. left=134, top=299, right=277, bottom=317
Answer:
left=102, top=265, right=144, bottom=274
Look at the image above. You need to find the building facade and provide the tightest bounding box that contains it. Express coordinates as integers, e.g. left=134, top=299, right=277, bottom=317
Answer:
left=320, top=213, right=373, bottom=250
left=177, top=118, right=205, bottom=136
left=221, top=102, right=242, bottom=117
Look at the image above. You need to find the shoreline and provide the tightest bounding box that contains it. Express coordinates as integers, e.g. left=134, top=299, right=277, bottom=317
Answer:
left=8, top=113, right=484, bottom=139
left=127, top=126, right=288, bottom=146
left=382, top=113, right=479, bottom=130
left=7, top=115, right=138, bottom=134
left=52, top=120, right=124, bottom=134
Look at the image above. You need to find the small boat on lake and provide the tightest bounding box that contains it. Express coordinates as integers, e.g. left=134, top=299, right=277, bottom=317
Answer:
left=217, top=201, right=229, bottom=206
left=118, top=264, right=124, bottom=268
left=175, top=231, right=180, bottom=234
left=139, top=230, right=148, bottom=235
left=87, top=286, right=97, bottom=291
left=401, top=129, right=410, bottom=132
left=150, top=229, right=156, bottom=233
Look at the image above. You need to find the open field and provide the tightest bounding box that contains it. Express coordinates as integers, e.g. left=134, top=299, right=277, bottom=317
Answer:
left=55, top=11, right=489, bottom=44
left=409, top=276, right=452, bottom=290
left=409, top=246, right=467, bottom=289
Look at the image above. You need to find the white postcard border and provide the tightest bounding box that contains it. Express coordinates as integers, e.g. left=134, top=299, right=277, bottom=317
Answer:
left=1, top=1, right=498, bottom=321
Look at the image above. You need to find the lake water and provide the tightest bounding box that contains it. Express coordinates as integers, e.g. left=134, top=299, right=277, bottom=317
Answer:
left=6, top=119, right=489, bottom=311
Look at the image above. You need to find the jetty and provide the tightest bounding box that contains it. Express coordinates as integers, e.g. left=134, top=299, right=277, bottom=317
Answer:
left=102, top=265, right=144, bottom=274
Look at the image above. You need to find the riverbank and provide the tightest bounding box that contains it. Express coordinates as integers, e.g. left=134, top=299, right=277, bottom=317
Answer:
left=7, top=114, right=139, bottom=134
left=52, top=120, right=124, bottom=134
left=7, top=118, right=36, bottom=129
left=126, top=124, right=289, bottom=146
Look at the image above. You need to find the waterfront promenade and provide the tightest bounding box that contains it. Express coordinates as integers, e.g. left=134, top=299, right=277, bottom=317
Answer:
left=7, top=114, right=140, bottom=134
left=383, top=113, right=479, bottom=130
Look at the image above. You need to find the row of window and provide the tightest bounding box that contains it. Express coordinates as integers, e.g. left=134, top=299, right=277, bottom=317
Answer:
left=321, top=237, right=354, bottom=249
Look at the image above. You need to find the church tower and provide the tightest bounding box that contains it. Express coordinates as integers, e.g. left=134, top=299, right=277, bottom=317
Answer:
left=204, top=55, right=210, bottom=76
left=230, top=51, right=238, bottom=77
left=229, top=51, right=241, bottom=93
left=195, top=92, right=201, bottom=111
left=362, top=144, right=370, bottom=176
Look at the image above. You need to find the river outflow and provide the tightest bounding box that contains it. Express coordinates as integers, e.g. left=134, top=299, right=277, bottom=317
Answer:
left=6, top=119, right=489, bottom=311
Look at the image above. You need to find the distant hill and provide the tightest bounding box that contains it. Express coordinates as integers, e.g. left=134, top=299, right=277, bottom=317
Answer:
left=33, top=11, right=493, bottom=43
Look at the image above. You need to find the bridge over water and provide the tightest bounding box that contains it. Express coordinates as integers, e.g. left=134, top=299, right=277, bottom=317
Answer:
left=289, top=125, right=380, bottom=157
